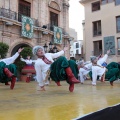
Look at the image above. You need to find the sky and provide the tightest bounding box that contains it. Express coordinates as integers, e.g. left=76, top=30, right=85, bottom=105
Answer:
left=69, top=0, right=85, bottom=40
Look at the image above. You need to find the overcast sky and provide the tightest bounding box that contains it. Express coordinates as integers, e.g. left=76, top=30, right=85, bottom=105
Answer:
left=69, top=0, right=84, bottom=40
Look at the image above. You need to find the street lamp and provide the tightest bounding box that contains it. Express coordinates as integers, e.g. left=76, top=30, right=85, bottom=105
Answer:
left=43, top=42, right=58, bottom=53
left=43, top=43, right=48, bottom=52
left=53, top=46, right=57, bottom=53
left=49, top=41, right=53, bottom=49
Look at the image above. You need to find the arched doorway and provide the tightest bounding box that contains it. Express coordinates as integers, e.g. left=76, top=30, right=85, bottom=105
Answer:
left=11, top=43, right=31, bottom=56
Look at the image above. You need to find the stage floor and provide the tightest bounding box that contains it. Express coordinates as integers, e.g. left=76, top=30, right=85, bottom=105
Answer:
left=0, top=80, right=120, bottom=120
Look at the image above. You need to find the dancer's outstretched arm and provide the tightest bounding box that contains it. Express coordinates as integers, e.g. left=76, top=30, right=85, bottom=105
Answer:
left=0, top=48, right=24, bottom=65
left=51, top=46, right=69, bottom=59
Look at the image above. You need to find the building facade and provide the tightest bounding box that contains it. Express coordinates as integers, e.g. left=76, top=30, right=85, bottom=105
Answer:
left=69, top=28, right=83, bottom=61
left=69, top=28, right=77, bottom=58
left=80, top=0, right=120, bottom=62
left=0, top=0, right=71, bottom=58
left=73, top=40, right=83, bottom=61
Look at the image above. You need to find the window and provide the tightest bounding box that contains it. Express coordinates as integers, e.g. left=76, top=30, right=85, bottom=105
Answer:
left=101, top=0, right=113, bottom=4
left=116, top=16, right=120, bottom=32
left=117, top=38, right=120, bottom=55
left=115, top=0, right=120, bottom=5
left=93, top=41, right=102, bottom=56
left=50, top=12, right=58, bottom=26
left=18, top=0, right=31, bottom=21
left=76, top=43, right=79, bottom=48
left=76, top=50, right=79, bottom=54
left=92, top=1, right=100, bottom=11
left=93, top=20, right=101, bottom=36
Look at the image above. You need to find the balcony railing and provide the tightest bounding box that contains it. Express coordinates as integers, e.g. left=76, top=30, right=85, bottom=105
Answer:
left=0, top=7, right=39, bottom=26
left=45, top=24, right=69, bottom=35
left=0, top=7, right=70, bottom=34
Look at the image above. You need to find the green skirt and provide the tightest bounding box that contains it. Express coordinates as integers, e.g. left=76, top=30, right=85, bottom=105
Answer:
left=0, top=62, right=17, bottom=83
left=50, top=56, right=79, bottom=83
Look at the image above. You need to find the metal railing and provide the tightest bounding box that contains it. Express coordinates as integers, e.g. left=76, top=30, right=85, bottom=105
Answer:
left=0, top=7, right=70, bottom=33
left=46, top=24, right=69, bottom=35
left=0, top=7, right=39, bottom=26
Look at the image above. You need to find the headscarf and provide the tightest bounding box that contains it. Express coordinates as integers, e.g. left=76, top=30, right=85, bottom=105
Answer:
left=32, top=46, right=45, bottom=55
left=90, top=56, right=97, bottom=62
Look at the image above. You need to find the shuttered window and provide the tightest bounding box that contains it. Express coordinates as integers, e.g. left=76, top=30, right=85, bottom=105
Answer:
left=18, top=0, right=31, bottom=21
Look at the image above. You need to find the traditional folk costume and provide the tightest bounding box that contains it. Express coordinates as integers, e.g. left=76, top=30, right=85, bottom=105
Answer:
left=0, top=52, right=20, bottom=89
left=20, top=58, right=36, bottom=83
left=33, top=46, right=80, bottom=92
left=79, top=54, right=109, bottom=84
left=91, top=56, right=120, bottom=86
left=78, top=61, right=92, bottom=84
left=97, top=54, right=108, bottom=66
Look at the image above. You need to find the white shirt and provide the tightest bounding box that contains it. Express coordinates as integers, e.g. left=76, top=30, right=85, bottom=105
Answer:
left=92, top=65, right=106, bottom=85
left=97, top=54, right=108, bottom=66
left=20, top=58, right=35, bottom=65
left=83, top=54, right=108, bottom=70
left=0, top=52, right=19, bottom=65
left=35, top=50, right=64, bottom=86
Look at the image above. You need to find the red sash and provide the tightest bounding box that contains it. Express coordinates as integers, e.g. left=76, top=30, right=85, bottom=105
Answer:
left=42, top=56, right=52, bottom=64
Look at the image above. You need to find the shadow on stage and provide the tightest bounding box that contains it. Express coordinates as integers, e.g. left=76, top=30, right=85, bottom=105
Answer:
left=74, top=103, right=120, bottom=120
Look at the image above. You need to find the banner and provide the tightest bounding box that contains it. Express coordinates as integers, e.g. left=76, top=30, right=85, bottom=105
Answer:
left=21, top=15, right=33, bottom=39
left=54, top=26, right=62, bottom=44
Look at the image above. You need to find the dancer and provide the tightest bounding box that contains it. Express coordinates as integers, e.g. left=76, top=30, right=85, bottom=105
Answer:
left=32, top=45, right=80, bottom=92
left=78, top=50, right=110, bottom=84
left=78, top=61, right=92, bottom=84
left=97, top=50, right=110, bottom=67
left=91, top=56, right=120, bottom=86
left=20, top=56, right=35, bottom=83
left=0, top=48, right=24, bottom=89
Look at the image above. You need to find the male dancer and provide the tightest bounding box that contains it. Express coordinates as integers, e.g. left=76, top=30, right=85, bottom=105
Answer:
left=78, top=50, right=110, bottom=84
left=91, top=56, right=120, bottom=86
left=32, top=45, right=80, bottom=92
left=0, top=48, right=23, bottom=89
left=20, top=55, right=36, bottom=83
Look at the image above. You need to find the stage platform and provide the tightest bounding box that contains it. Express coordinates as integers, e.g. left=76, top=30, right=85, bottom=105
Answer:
left=0, top=80, right=120, bottom=120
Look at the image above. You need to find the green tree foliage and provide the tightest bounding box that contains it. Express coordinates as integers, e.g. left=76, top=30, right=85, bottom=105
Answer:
left=16, top=47, right=33, bottom=72
left=0, top=42, right=9, bottom=58
left=20, top=47, right=32, bottom=58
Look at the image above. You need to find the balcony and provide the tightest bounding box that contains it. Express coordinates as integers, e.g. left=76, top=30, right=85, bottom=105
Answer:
left=0, top=7, right=39, bottom=27
left=45, top=24, right=69, bottom=35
